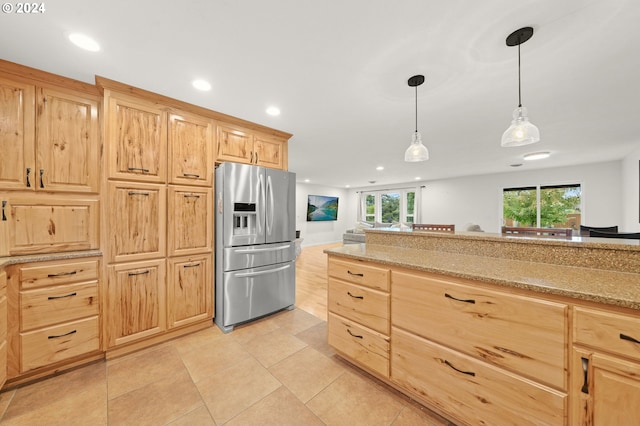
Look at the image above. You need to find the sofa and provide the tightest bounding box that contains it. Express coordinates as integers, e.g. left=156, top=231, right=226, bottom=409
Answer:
left=343, top=229, right=366, bottom=244
left=342, top=221, right=411, bottom=244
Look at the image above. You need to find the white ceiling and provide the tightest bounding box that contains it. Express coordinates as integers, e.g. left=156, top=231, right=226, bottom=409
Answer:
left=2, top=0, right=639, bottom=188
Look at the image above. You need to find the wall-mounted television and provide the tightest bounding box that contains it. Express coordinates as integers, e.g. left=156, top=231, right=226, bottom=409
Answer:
left=306, top=195, right=339, bottom=221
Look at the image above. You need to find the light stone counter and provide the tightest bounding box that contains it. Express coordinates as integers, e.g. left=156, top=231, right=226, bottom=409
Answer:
left=325, top=229, right=640, bottom=310
left=0, top=250, right=103, bottom=269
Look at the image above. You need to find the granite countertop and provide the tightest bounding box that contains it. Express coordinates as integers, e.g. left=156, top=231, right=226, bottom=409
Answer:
left=325, top=243, right=640, bottom=311
left=0, top=250, right=103, bottom=269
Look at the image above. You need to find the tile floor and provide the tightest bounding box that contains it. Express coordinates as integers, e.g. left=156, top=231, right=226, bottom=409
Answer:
left=0, top=308, right=452, bottom=426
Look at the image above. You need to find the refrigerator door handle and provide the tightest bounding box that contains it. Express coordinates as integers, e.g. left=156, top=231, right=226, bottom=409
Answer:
left=235, top=264, right=291, bottom=278
left=235, top=244, right=292, bottom=254
left=266, top=174, right=274, bottom=236
left=257, top=172, right=265, bottom=237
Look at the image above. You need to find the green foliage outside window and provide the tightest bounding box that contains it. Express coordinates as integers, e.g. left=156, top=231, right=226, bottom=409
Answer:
left=503, top=186, right=581, bottom=228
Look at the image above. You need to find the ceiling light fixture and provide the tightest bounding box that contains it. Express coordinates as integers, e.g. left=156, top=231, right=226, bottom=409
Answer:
left=192, top=79, right=211, bottom=91
left=266, top=106, right=281, bottom=116
left=501, top=27, right=540, bottom=148
left=376, top=166, right=384, bottom=171
left=523, top=151, right=550, bottom=161
left=404, top=75, right=429, bottom=162
left=68, top=33, right=100, bottom=52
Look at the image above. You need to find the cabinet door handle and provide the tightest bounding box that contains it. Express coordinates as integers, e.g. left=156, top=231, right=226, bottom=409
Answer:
left=48, top=292, right=77, bottom=300
left=250, top=152, right=254, bottom=163
left=620, top=333, right=640, bottom=345
left=347, top=270, right=364, bottom=277
left=183, top=194, right=201, bottom=198
left=581, top=357, right=589, bottom=394
left=183, top=263, right=201, bottom=268
left=128, top=167, right=150, bottom=173
left=182, top=173, right=200, bottom=178
left=48, top=329, right=77, bottom=339
left=347, top=329, right=363, bottom=339
left=26, top=167, right=31, bottom=187
left=1, top=201, right=6, bottom=221
left=39, top=169, right=45, bottom=188
left=444, top=293, right=476, bottom=304
left=347, top=291, right=363, bottom=300
left=444, top=359, right=476, bottom=377
left=255, top=152, right=259, bottom=164
left=128, top=270, right=150, bottom=276
left=128, top=191, right=150, bottom=196
left=47, top=270, right=77, bottom=278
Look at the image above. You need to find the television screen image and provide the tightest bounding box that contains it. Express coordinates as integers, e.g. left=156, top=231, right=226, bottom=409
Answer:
left=307, top=195, right=338, bottom=221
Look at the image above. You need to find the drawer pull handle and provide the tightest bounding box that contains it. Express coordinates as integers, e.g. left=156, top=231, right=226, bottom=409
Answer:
left=47, top=271, right=77, bottom=278
left=128, top=270, right=150, bottom=276
left=581, top=357, right=589, bottom=394
left=2, top=200, right=6, bottom=221
left=347, top=291, right=364, bottom=300
left=183, top=263, right=201, bottom=268
left=128, top=167, right=150, bottom=173
left=48, top=292, right=77, bottom=300
left=48, top=329, right=77, bottom=339
left=620, top=333, right=640, bottom=345
left=347, top=270, right=364, bottom=277
left=26, top=167, right=31, bottom=187
left=183, top=173, right=200, bottom=178
left=183, top=194, right=201, bottom=198
left=444, top=360, right=475, bottom=377
left=444, top=293, right=476, bottom=304
left=347, top=329, right=363, bottom=339
left=39, top=169, right=45, bottom=188
left=128, top=191, right=150, bottom=196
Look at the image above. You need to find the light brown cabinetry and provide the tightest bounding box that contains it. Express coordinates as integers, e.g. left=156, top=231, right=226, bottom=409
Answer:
left=0, top=195, right=99, bottom=256
left=168, top=111, right=214, bottom=186
left=167, top=186, right=212, bottom=257
left=0, top=78, right=100, bottom=193
left=107, top=182, right=166, bottom=263
left=327, top=258, right=390, bottom=377
left=0, top=270, right=7, bottom=389
left=10, top=258, right=100, bottom=375
left=106, top=259, right=166, bottom=348
left=167, top=254, right=212, bottom=329
left=571, top=307, right=640, bottom=425
left=105, top=93, right=167, bottom=183
left=217, top=125, right=287, bottom=170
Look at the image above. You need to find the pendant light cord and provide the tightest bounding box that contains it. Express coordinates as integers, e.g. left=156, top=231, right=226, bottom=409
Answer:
left=518, top=42, right=522, bottom=108
left=414, top=85, right=418, bottom=133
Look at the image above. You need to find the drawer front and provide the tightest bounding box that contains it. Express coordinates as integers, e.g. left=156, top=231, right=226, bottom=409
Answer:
left=391, top=327, right=566, bottom=426
left=392, top=270, right=568, bottom=390
left=21, top=282, right=99, bottom=331
left=20, top=260, right=98, bottom=289
left=21, top=316, right=99, bottom=372
left=328, top=258, right=390, bottom=291
left=574, top=306, right=640, bottom=361
left=328, top=279, right=389, bottom=334
left=328, top=312, right=389, bottom=378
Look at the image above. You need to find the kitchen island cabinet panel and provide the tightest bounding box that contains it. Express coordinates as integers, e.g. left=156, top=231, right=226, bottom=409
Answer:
left=328, top=279, right=389, bottom=335
left=328, top=257, right=390, bottom=292
left=392, top=327, right=566, bottom=426
left=392, top=269, right=568, bottom=390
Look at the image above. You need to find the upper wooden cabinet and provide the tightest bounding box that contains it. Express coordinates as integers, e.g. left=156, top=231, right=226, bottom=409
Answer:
left=168, top=111, right=214, bottom=186
left=217, top=124, right=288, bottom=170
left=0, top=78, right=100, bottom=193
left=105, top=92, right=167, bottom=183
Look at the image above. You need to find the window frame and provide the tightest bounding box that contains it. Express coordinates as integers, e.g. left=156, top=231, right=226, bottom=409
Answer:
left=359, top=187, right=419, bottom=224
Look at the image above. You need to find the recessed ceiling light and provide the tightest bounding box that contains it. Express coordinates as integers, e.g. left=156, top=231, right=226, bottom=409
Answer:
left=304, top=179, right=310, bottom=183
left=523, top=151, right=550, bottom=161
left=345, top=185, right=350, bottom=188
left=376, top=166, right=384, bottom=171
left=266, top=106, right=281, bottom=116
left=415, top=177, right=421, bottom=180
left=192, top=79, right=211, bottom=91
left=68, top=33, right=100, bottom=52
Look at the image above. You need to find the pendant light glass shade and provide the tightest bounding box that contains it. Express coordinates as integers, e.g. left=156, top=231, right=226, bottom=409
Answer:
left=405, top=131, right=429, bottom=161
left=502, top=27, right=540, bottom=148
left=404, top=75, right=429, bottom=162
left=501, top=106, right=540, bottom=147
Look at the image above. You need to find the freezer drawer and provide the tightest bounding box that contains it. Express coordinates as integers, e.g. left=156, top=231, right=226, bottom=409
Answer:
left=223, top=242, right=295, bottom=271
left=217, top=260, right=295, bottom=332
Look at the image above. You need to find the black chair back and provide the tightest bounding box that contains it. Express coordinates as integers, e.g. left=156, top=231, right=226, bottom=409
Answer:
left=579, top=225, right=618, bottom=237
left=589, top=230, right=640, bottom=239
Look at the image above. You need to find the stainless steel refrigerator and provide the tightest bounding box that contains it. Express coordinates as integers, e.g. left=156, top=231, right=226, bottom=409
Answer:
left=214, top=162, right=296, bottom=332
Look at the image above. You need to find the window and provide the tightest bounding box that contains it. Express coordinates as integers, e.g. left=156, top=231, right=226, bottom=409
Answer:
left=502, top=184, right=581, bottom=229
left=359, top=188, right=419, bottom=224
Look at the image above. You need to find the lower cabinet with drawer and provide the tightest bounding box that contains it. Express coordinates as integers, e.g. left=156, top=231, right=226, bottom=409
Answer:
left=327, top=257, right=390, bottom=378
left=6, top=257, right=102, bottom=382
left=571, top=306, right=640, bottom=425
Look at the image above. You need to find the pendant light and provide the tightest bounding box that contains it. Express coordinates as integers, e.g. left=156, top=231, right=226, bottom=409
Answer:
left=501, top=27, right=540, bottom=147
left=404, top=75, right=429, bottom=162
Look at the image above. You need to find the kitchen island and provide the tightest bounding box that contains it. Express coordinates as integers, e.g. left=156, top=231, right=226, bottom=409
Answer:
left=325, top=229, right=640, bottom=426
